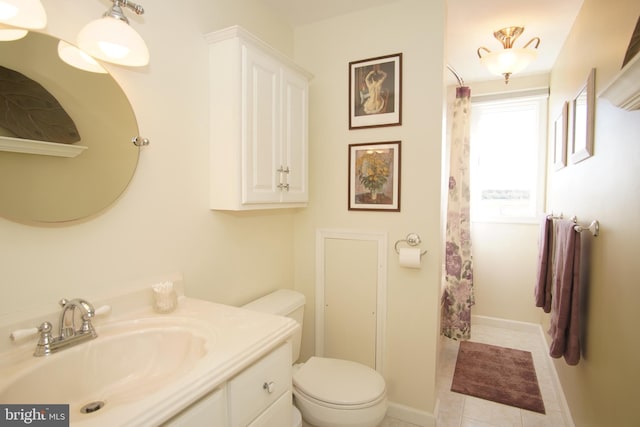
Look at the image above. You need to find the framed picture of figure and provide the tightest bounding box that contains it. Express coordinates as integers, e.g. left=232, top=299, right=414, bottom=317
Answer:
left=349, top=53, right=402, bottom=129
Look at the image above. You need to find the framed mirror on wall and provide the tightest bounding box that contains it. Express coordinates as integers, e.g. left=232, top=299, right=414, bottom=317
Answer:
left=569, top=68, right=595, bottom=164
left=0, top=32, right=140, bottom=224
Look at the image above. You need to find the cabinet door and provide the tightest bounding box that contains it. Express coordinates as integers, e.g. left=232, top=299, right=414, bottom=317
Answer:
left=242, top=43, right=282, bottom=204
left=281, top=67, right=309, bottom=203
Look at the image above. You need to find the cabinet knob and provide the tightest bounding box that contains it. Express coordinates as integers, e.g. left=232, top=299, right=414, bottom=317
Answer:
left=277, top=183, right=290, bottom=191
left=263, top=381, right=275, bottom=394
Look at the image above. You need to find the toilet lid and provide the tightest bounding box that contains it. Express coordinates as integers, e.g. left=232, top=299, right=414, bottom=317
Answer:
left=293, top=357, right=386, bottom=406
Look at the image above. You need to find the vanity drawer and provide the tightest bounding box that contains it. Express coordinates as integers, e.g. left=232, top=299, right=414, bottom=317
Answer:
left=248, top=390, right=292, bottom=427
left=161, top=386, right=226, bottom=426
left=227, top=341, right=292, bottom=427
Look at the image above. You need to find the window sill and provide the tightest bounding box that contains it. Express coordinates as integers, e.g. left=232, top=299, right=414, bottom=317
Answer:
left=471, top=217, right=539, bottom=225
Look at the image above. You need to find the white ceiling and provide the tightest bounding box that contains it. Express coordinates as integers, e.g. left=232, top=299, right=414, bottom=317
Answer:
left=260, top=0, right=584, bottom=84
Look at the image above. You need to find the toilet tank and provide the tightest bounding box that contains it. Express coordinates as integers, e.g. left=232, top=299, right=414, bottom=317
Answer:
left=242, top=289, right=305, bottom=362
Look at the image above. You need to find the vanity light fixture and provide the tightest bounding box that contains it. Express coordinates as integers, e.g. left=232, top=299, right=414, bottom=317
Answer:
left=0, top=22, right=27, bottom=40
left=57, top=40, right=107, bottom=74
left=0, top=0, right=46, bottom=28
left=477, top=26, right=540, bottom=84
left=77, top=0, right=149, bottom=67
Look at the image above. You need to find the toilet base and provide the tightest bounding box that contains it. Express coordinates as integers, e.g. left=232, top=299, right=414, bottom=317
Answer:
left=294, top=394, right=387, bottom=427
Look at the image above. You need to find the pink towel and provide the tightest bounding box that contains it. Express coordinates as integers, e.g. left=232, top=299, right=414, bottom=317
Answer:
left=535, top=216, right=553, bottom=313
left=548, top=219, right=581, bottom=365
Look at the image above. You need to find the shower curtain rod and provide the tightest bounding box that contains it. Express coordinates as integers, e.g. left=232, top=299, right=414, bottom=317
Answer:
left=447, top=64, right=465, bottom=87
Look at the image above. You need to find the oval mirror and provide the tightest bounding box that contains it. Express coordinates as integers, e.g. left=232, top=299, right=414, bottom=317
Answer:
left=0, top=32, right=139, bottom=224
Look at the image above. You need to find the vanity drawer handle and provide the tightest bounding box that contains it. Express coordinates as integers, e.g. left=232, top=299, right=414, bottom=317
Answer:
left=263, top=381, right=275, bottom=394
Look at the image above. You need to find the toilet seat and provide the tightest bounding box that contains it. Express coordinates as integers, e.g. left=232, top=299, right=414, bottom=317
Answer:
left=293, top=357, right=386, bottom=408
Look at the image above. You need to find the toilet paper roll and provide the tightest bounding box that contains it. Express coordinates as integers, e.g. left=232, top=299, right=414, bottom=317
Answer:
left=399, top=247, right=422, bottom=269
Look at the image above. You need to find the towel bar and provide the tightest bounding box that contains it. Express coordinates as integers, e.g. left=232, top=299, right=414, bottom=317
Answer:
left=573, top=219, right=599, bottom=236
left=546, top=214, right=600, bottom=237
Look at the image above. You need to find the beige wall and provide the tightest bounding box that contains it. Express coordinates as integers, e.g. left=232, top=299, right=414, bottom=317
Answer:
left=1, top=0, right=445, bottom=421
left=471, top=222, right=542, bottom=323
left=546, top=0, right=640, bottom=425
left=292, top=0, right=445, bottom=417
left=462, top=74, right=551, bottom=325
left=0, top=1, right=298, bottom=315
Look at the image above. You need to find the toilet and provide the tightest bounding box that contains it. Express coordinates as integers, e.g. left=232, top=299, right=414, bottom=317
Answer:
left=243, top=289, right=387, bottom=427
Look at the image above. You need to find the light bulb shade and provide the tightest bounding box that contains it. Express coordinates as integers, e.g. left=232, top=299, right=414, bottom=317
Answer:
left=0, top=22, right=27, bottom=40
left=480, top=48, right=538, bottom=76
left=57, top=40, right=108, bottom=74
left=77, top=16, right=149, bottom=67
left=0, top=0, right=46, bottom=29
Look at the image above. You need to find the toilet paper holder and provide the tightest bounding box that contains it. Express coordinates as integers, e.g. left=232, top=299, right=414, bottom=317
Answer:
left=394, top=233, right=427, bottom=257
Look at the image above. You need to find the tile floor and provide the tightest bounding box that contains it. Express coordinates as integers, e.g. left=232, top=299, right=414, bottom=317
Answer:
left=316, top=322, right=568, bottom=427
left=379, top=417, right=422, bottom=427
left=435, top=323, right=568, bottom=427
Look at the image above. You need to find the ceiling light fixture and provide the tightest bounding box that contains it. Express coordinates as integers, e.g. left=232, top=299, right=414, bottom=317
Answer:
left=77, top=0, right=149, bottom=67
left=0, top=0, right=46, bottom=29
left=477, top=26, right=540, bottom=84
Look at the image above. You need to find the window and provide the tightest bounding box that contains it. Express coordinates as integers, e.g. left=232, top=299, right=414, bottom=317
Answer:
left=470, top=91, right=548, bottom=222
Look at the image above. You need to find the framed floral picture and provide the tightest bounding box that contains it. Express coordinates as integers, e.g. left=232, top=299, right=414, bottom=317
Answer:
left=349, top=53, right=402, bottom=129
left=348, top=141, right=401, bottom=211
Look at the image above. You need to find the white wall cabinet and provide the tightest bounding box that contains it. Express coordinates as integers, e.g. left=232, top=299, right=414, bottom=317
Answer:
left=206, top=26, right=312, bottom=210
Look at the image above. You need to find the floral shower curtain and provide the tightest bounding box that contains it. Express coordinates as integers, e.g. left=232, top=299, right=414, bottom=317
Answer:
left=441, top=86, right=474, bottom=340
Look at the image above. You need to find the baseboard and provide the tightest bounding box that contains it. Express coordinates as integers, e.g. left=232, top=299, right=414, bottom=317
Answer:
left=471, top=314, right=541, bottom=333
left=534, top=324, right=576, bottom=427
left=471, top=315, right=575, bottom=427
left=386, top=402, right=435, bottom=427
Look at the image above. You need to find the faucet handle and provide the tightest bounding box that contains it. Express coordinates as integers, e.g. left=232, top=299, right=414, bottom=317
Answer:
left=10, top=326, right=39, bottom=342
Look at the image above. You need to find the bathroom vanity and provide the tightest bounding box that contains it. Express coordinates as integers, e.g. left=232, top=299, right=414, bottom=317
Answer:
left=165, top=341, right=293, bottom=426
left=0, top=285, right=298, bottom=426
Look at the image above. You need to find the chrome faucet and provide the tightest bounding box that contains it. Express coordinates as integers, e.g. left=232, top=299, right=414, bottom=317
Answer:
left=33, top=298, right=98, bottom=357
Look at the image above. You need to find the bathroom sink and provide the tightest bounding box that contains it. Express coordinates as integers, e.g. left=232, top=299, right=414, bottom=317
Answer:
left=0, top=317, right=212, bottom=416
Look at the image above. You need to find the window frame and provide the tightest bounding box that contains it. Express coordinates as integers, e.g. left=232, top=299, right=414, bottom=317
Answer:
left=469, top=89, right=548, bottom=224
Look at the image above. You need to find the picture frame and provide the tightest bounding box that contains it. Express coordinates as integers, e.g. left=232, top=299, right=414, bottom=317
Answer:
left=553, top=101, right=568, bottom=171
left=349, top=53, right=402, bottom=129
left=569, top=68, right=595, bottom=164
left=348, top=141, right=401, bottom=211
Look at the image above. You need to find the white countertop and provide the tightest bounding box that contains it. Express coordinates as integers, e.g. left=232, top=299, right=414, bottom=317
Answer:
left=0, top=295, right=299, bottom=426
